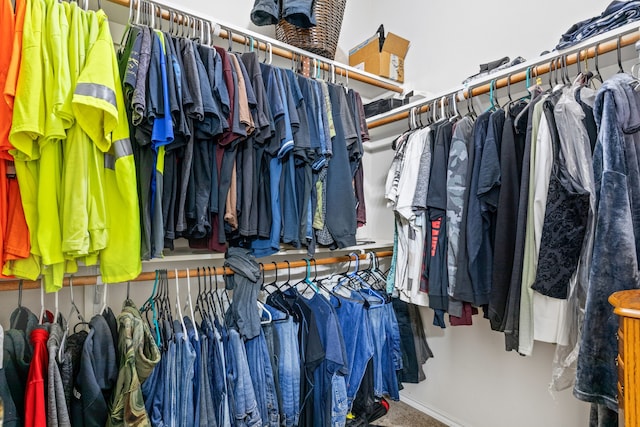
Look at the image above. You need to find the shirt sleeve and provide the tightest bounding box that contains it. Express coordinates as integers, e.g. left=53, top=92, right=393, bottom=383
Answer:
left=71, top=11, right=118, bottom=152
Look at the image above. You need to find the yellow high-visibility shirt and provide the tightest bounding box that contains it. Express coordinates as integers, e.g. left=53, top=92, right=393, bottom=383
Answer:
left=74, top=10, right=141, bottom=283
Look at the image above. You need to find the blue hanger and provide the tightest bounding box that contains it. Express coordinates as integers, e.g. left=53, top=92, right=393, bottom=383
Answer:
left=303, top=259, right=319, bottom=293
left=141, top=270, right=161, bottom=347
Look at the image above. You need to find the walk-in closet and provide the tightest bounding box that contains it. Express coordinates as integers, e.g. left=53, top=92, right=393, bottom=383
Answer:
left=1, top=0, right=639, bottom=426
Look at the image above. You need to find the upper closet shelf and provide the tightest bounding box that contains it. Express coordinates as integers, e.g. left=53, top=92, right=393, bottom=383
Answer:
left=103, top=0, right=404, bottom=99
left=366, top=21, right=640, bottom=131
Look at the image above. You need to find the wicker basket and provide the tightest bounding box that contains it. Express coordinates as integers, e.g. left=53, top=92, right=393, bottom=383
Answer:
left=275, top=0, right=347, bottom=59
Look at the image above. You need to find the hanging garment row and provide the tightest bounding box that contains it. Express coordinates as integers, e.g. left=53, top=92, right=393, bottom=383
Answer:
left=1, top=0, right=142, bottom=292
left=118, top=1, right=369, bottom=261
left=385, top=51, right=640, bottom=424
left=0, top=250, right=431, bottom=427
left=0, top=0, right=370, bottom=294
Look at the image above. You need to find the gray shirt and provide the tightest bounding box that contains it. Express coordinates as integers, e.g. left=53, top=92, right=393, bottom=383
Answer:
left=47, top=323, right=71, bottom=427
left=446, top=117, right=474, bottom=299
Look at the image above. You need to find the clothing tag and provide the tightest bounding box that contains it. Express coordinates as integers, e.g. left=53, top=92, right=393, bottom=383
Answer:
left=6, top=162, right=15, bottom=178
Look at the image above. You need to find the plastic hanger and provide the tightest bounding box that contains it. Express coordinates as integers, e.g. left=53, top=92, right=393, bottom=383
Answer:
left=257, top=300, right=272, bottom=324
left=174, top=269, right=188, bottom=341
left=449, top=93, right=460, bottom=122
left=141, top=270, right=161, bottom=347
left=295, top=259, right=319, bottom=294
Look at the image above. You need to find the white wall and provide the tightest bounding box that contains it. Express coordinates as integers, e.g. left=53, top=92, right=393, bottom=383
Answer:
left=336, top=0, right=608, bottom=94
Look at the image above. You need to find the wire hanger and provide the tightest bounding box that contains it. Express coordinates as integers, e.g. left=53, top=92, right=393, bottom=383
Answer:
left=593, top=42, right=604, bottom=83
left=227, top=29, right=234, bottom=51
left=54, top=290, right=59, bottom=324
left=59, top=276, right=87, bottom=362
left=38, top=278, right=45, bottom=324
left=617, top=36, right=625, bottom=74
left=18, top=279, right=23, bottom=309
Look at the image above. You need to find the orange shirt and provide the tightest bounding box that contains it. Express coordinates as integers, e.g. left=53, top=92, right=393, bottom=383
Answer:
left=3, top=0, right=25, bottom=113
left=0, top=0, right=16, bottom=155
left=0, top=0, right=31, bottom=277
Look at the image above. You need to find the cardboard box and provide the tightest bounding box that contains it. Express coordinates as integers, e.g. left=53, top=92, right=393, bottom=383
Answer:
left=349, top=32, right=410, bottom=83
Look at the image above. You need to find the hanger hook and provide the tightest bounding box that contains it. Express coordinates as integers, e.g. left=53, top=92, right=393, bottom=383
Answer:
left=617, top=36, right=624, bottom=73
left=285, top=260, right=291, bottom=283
left=271, top=261, right=278, bottom=283
left=18, top=279, right=23, bottom=308
left=506, top=73, right=513, bottom=102
left=451, top=93, right=459, bottom=118
left=595, top=42, right=602, bottom=81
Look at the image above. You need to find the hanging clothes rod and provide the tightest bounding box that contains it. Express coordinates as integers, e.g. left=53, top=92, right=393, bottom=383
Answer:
left=106, top=0, right=403, bottom=93
left=0, top=251, right=393, bottom=292
left=367, top=25, right=640, bottom=130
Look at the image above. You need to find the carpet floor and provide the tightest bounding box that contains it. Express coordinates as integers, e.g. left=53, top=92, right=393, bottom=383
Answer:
left=371, top=399, right=448, bottom=427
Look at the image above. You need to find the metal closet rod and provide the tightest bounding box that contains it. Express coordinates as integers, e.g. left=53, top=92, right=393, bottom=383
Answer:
left=0, top=251, right=393, bottom=292
left=368, top=30, right=640, bottom=130
left=107, top=0, right=403, bottom=93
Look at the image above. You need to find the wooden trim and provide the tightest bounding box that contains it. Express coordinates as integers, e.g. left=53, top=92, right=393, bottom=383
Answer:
left=0, top=251, right=393, bottom=291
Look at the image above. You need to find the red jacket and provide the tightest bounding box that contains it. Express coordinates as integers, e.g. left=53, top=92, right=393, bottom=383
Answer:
left=24, top=327, right=49, bottom=427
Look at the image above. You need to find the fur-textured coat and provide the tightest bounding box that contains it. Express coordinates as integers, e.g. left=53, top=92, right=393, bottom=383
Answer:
left=574, top=73, right=640, bottom=412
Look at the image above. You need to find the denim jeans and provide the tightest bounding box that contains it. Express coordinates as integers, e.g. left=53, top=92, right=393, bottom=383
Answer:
left=262, top=322, right=282, bottom=419
left=367, top=299, right=401, bottom=400
left=175, top=323, right=197, bottom=427
left=197, top=333, right=217, bottom=427
left=331, top=373, right=348, bottom=427
left=206, top=320, right=229, bottom=426
left=282, top=0, right=316, bottom=28
left=186, top=319, right=202, bottom=426
left=383, top=303, right=403, bottom=373
left=228, top=328, right=262, bottom=426
left=165, top=338, right=178, bottom=427
left=331, top=294, right=374, bottom=406
left=264, top=304, right=301, bottom=427
left=250, top=0, right=279, bottom=26
left=141, top=359, right=165, bottom=427
left=245, top=330, right=280, bottom=426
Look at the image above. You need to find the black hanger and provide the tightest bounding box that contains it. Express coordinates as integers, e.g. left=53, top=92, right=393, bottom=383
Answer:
left=617, top=37, right=625, bottom=74
left=466, top=86, right=477, bottom=119
left=593, top=42, right=604, bottom=83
